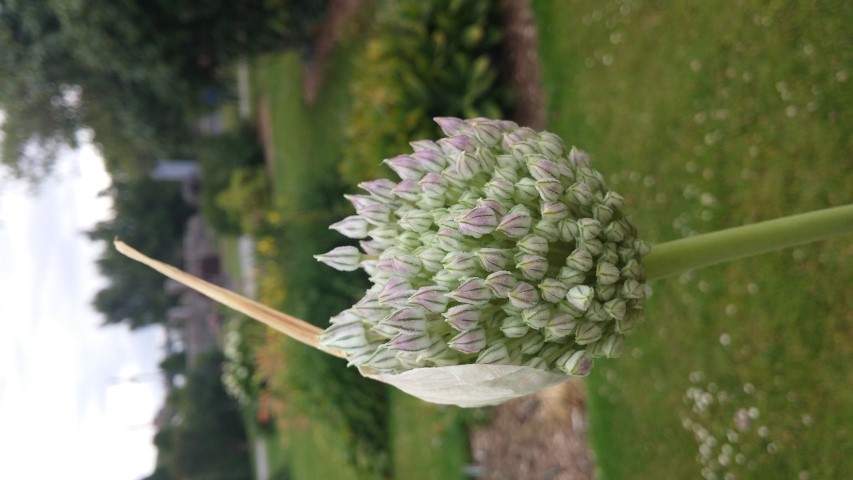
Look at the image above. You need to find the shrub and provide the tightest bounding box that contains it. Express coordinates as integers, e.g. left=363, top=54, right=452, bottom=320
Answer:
left=341, top=0, right=512, bottom=186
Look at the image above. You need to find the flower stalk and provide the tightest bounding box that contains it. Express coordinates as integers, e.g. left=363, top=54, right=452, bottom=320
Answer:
left=643, top=204, right=853, bottom=280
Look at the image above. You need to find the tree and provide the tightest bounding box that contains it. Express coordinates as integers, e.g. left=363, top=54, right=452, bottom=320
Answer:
left=88, top=176, right=192, bottom=328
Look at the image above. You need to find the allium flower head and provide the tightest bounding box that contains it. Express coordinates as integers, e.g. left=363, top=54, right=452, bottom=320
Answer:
left=317, top=117, right=651, bottom=377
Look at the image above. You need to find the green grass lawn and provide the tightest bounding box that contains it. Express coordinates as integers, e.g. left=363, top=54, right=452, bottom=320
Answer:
left=534, top=1, right=852, bottom=478
left=249, top=45, right=471, bottom=480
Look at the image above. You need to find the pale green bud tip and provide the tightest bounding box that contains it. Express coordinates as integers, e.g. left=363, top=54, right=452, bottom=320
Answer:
left=319, top=117, right=651, bottom=376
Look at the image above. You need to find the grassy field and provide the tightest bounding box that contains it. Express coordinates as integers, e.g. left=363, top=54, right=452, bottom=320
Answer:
left=249, top=45, right=471, bottom=479
left=534, top=1, right=852, bottom=479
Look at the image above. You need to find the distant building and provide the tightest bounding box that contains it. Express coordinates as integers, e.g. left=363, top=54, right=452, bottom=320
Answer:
left=150, top=160, right=201, bottom=206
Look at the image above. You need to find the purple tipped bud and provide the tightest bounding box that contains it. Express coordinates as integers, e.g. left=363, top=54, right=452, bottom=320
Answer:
left=508, top=281, right=539, bottom=309
left=566, top=285, right=594, bottom=311
left=524, top=357, right=549, bottom=369
left=517, top=234, right=549, bottom=256
left=457, top=207, right=498, bottom=238
left=556, top=350, right=594, bottom=376
left=419, top=172, right=448, bottom=199
left=449, top=278, right=492, bottom=305
left=439, top=135, right=476, bottom=156
left=578, top=166, right=604, bottom=191
left=329, top=215, right=369, bottom=239
left=398, top=210, right=433, bottom=233
left=412, top=150, right=447, bottom=172
left=509, top=140, right=539, bottom=157
left=476, top=342, right=510, bottom=364
left=496, top=205, right=532, bottom=238
left=443, top=252, right=479, bottom=277
left=538, top=278, right=569, bottom=303
left=485, top=270, right=519, bottom=298
left=381, top=308, right=427, bottom=334
left=388, top=331, right=433, bottom=352
left=567, top=248, right=594, bottom=271
left=516, top=254, right=548, bottom=281
left=567, top=182, right=595, bottom=207
left=357, top=179, right=397, bottom=202
left=454, top=151, right=482, bottom=179
left=522, top=304, right=551, bottom=329
left=448, top=328, right=487, bottom=354
left=527, top=156, right=562, bottom=180
left=385, top=155, right=425, bottom=180
left=500, top=315, right=529, bottom=337
left=575, top=322, right=603, bottom=345
left=476, top=248, right=512, bottom=272
left=387, top=253, right=422, bottom=277
left=352, top=294, right=390, bottom=320
left=410, top=139, right=442, bottom=153
left=568, top=147, right=590, bottom=167
left=434, top=117, right=467, bottom=136
left=476, top=198, right=506, bottom=216
left=363, top=348, right=402, bottom=372
left=407, top=286, right=450, bottom=313
left=443, top=304, right=481, bottom=331
left=315, top=246, right=362, bottom=272
left=391, top=180, right=420, bottom=202
left=544, top=313, right=578, bottom=340
left=596, top=262, right=621, bottom=286
left=533, top=220, right=560, bottom=242
left=378, top=278, right=415, bottom=306
left=360, top=202, right=392, bottom=225
left=470, top=120, right=503, bottom=147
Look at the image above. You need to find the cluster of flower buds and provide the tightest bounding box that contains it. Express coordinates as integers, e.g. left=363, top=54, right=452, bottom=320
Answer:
left=316, top=117, right=651, bottom=377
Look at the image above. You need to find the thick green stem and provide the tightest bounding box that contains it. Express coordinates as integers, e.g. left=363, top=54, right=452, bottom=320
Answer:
left=644, top=204, right=853, bottom=280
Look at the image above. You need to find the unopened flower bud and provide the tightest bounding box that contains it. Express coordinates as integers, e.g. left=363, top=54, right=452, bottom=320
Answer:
left=517, top=234, right=549, bottom=256
left=557, top=266, right=587, bottom=286
left=482, top=270, right=517, bottom=298
left=419, top=172, right=448, bottom=199
left=483, top=176, right=515, bottom=202
left=358, top=179, right=397, bottom=202
left=516, top=254, right=548, bottom=281
left=500, top=315, right=529, bottom=338
left=526, top=155, right=561, bottom=180
left=596, top=262, right=621, bottom=286
left=600, top=334, right=624, bottom=359
left=436, top=226, right=466, bottom=251
left=496, top=205, right=533, bottom=238
left=457, top=206, right=499, bottom=237
left=544, top=313, right=578, bottom=340
left=508, top=281, right=539, bottom=309
left=330, top=215, right=369, bottom=239
left=556, top=350, right=594, bottom=376
left=541, top=201, right=570, bottom=221
left=443, top=304, right=481, bottom=331
left=585, top=301, right=609, bottom=322
left=407, top=286, right=450, bottom=313
left=520, top=332, right=545, bottom=355
left=522, top=304, right=551, bottom=329
left=568, top=146, right=590, bottom=167
left=566, top=248, right=594, bottom=272
left=321, top=322, right=369, bottom=350
left=399, top=210, right=434, bottom=233
left=378, top=278, right=414, bottom=306
left=538, top=278, right=569, bottom=303
left=603, top=191, right=625, bottom=210
left=385, top=155, right=425, bottom=180
left=603, top=298, right=627, bottom=320
left=514, top=178, right=540, bottom=205
left=448, top=328, right=487, bottom=354
left=577, top=218, right=602, bottom=241
left=315, top=246, right=362, bottom=272
left=381, top=308, right=427, bottom=335
left=389, top=331, right=434, bottom=352
left=476, top=248, right=513, bottom=272
left=536, top=132, right=565, bottom=157
left=621, top=278, right=646, bottom=299
left=414, top=246, right=445, bottom=272
left=443, top=251, right=479, bottom=277
left=476, top=342, right=510, bottom=364
left=592, top=203, right=614, bottom=224
left=533, top=219, right=560, bottom=242
left=566, top=181, right=594, bottom=207
left=575, top=322, right=603, bottom=345
left=449, top=277, right=491, bottom=304
left=535, top=177, right=563, bottom=202
left=566, top=285, right=594, bottom=311
left=434, top=117, right=467, bottom=136
left=391, top=180, right=420, bottom=202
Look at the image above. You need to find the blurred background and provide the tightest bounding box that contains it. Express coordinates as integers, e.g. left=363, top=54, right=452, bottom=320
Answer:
left=0, top=0, right=850, bottom=479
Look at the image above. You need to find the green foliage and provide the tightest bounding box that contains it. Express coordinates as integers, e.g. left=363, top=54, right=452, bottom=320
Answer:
left=215, top=166, right=271, bottom=235
left=341, top=0, right=512, bottom=185
left=195, top=129, right=266, bottom=235
left=153, top=351, right=252, bottom=480
left=87, top=177, right=192, bottom=328
left=534, top=0, right=853, bottom=478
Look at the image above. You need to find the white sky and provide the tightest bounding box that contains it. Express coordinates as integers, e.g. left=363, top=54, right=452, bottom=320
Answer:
left=0, top=141, right=166, bottom=480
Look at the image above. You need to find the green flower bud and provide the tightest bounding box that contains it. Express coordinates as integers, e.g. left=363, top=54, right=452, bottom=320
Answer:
left=532, top=219, right=560, bottom=242
left=596, top=261, right=621, bottom=286
left=516, top=254, right=548, bottom=281
left=555, top=350, right=594, bottom=376
left=517, top=234, right=549, bottom=256
left=566, top=285, right=594, bottom=312
left=566, top=248, right=594, bottom=272
left=399, top=210, right=434, bottom=233
left=522, top=304, right=551, bottom=329
left=508, top=281, right=539, bottom=309
left=538, top=278, right=570, bottom=303
left=407, top=286, right=450, bottom=313
left=500, top=315, right=529, bottom=338
left=575, top=322, right=603, bottom=345
left=519, top=332, right=545, bottom=355
left=603, top=298, right=627, bottom=320
left=544, top=313, right=578, bottom=341
left=476, top=342, right=510, bottom=364
left=448, top=328, right=487, bottom=354
left=534, top=177, right=563, bottom=202
left=476, top=248, right=513, bottom=272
